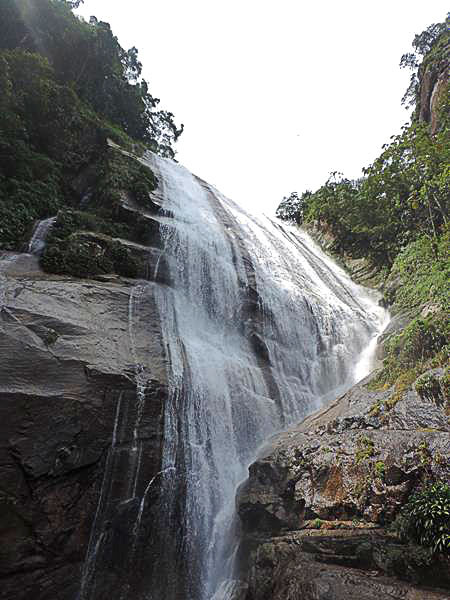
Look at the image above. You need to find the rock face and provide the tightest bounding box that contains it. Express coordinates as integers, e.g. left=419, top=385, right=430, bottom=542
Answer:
left=0, top=253, right=168, bottom=600
left=238, top=371, right=450, bottom=599
left=242, top=531, right=450, bottom=600
left=0, top=146, right=389, bottom=600
left=417, top=46, right=449, bottom=134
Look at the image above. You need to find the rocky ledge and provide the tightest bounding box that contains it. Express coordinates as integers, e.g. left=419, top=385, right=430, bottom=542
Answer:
left=238, top=370, right=449, bottom=599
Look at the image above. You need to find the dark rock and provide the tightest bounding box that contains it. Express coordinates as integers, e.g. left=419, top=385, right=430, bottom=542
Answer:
left=418, top=56, right=449, bottom=134
left=0, top=259, right=168, bottom=600
left=244, top=533, right=450, bottom=600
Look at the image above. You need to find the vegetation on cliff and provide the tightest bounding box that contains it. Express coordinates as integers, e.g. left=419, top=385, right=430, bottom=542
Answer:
left=394, top=482, right=450, bottom=555
left=278, top=17, right=448, bottom=262
left=0, top=0, right=182, bottom=276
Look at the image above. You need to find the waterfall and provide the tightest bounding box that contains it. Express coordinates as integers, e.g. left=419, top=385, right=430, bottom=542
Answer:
left=139, top=152, right=387, bottom=600
left=28, top=216, right=56, bottom=255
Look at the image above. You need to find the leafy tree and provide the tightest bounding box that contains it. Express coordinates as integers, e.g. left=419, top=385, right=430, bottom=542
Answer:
left=276, top=191, right=311, bottom=223
left=0, top=0, right=182, bottom=255
left=0, top=0, right=183, bottom=158
left=276, top=14, right=449, bottom=267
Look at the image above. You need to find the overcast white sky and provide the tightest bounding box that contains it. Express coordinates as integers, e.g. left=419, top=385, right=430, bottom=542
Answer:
left=77, top=1, right=448, bottom=215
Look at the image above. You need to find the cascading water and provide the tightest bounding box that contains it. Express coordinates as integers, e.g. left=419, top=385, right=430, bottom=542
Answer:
left=0, top=218, right=55, bottom=309
left=28, top=216, right=57, bottom=255
left=138, top=151, right=388, bottom=600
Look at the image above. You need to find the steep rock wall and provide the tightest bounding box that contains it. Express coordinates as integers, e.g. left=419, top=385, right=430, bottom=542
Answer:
left=0, top=254, right=168, bottom=600
left=417, top=43, right=449, bottom=133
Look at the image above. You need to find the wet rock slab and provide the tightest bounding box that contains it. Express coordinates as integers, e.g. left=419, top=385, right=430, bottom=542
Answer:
left=0, top=260, right=168, bottom=600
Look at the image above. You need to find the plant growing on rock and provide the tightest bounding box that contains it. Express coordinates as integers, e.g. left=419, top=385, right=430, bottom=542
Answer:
left=355, top=435, right=376, bottom=464
left=311, top=518, right=324, bottom=530
left=415, top=372, right=445, bottom=404
left=394, top=482, right=450, bottom=554
left=374, top=461, right=385, bottom=480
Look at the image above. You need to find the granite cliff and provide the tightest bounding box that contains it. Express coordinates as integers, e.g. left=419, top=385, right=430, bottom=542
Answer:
left=0, top=250, right=168, bottom=599
left=1, top=149, right=388, bottom=599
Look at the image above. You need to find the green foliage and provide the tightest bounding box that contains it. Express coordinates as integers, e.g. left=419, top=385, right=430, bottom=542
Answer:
left=374, top=461, right=385, bottom=480
left=0, top=47, right=153, bottom=251
left=276, top=19, right=449, bottom=408
left=90, top=149, right=158, bottom=216
left=385, top=230, right=450, bottom=311
left=0, top=1, right=165, bottom=271
left=355, top=435, right=376, bottom=464
left=0, top=175, right=61, bottom=250
left=368, top=227, right=449, bottom=399
left=0, top=0, right=182, bottom=157
left=393, top=482, right=450, bottom=554
left=373, top=312, right=449, bottom=390
left=388, top=314, right=448, bottom=370
left=41, top=209, right=145, bottom=278
left=276, top=191, right=311, bottom=223
left=280, top=112, right=449, bottom=268
left=44, top=236, right=113, bottom=279
left=311, top=518, right=324, bottom=529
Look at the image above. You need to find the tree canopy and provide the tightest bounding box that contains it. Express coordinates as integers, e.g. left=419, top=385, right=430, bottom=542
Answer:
left=276, top=15, right=449, bottom=268
left=0, top=0, right=183, bottom=256
left=0, top=0, right=183, bottom=157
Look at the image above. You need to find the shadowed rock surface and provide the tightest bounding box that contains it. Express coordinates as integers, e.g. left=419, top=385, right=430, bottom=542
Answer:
left=0, top=255, right=168, bottom=600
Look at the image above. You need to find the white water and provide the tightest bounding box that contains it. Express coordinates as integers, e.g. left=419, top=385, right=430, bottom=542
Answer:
left=78, top=394, right=124, bottom=600
left=141, top=152, right=387, bottom=600
left=28, top=216, right=56, bottom=255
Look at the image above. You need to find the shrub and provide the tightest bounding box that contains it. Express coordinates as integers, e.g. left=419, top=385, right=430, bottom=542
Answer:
left=41, top=210, right=145, bottom=279
left=372, top=312, right=449, bottom=391
left=394, top=482, right=450, bottom=554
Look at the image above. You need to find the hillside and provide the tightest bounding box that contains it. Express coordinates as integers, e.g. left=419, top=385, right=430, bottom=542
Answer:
left=0, top=6, right=448, bottom=600
left=0, top=0, right=182, bottom=277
